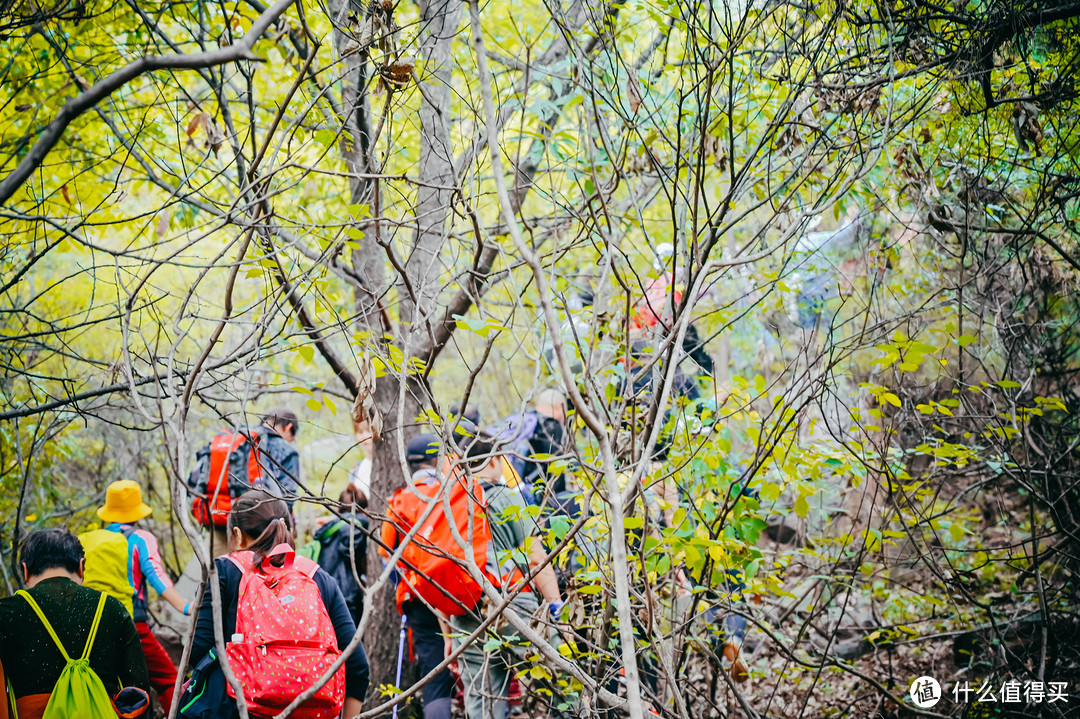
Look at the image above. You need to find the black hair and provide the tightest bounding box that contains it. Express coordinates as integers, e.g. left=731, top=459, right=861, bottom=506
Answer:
left=228, top=490, right=295, bottom=569
left=407, top=457, right=438, bottom=473
left=464, top=433, right=499, bottom=472
left=451, top=418, right=479, bottom=454
left=450, top=403, right=481, bottom=426
left=263, top=407, right=300, bottom=436
left=20, top=528, right=84, bottom=577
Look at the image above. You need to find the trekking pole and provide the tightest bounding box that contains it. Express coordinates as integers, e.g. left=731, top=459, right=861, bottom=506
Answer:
left=392, top=613, right=408, bottom=719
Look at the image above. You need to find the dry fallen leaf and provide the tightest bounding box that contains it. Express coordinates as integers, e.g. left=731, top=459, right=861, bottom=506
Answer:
left=186, top=112, right=210, bottom=137
left=351, top=354, right=383, bottom=440
left=627, top=71, right=643, bottom=115
left=155, top=212, right=170, bottom=238
left=205, top=120, right=227, bottom=156
left=380, top=60, right=414, bottom=88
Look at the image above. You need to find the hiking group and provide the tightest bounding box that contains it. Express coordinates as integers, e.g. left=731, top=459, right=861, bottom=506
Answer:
left=0, top=290, right=726, bottom=719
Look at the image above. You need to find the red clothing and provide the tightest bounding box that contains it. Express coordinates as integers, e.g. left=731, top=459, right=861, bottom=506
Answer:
left=633, top=274, right=682, bottom=330
left=135, top=622, right=177, bottom=710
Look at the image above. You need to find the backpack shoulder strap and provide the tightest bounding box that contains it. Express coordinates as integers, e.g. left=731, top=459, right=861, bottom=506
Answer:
left=293, top=555, right=320, bottom=579
left=322, top=519, right=345, bottom=540
left=81, top=593, right=108, bottom=661
left=226, top=551, right=255, bottom=574
left=16, top=590, right=71, bottom=662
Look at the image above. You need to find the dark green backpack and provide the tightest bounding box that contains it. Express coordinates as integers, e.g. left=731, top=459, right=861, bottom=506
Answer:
left=297, top=519, right=345, bottom=563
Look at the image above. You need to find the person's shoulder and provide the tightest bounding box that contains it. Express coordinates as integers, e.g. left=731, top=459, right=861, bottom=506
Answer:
left=311, top=565, right=344, bottom=599
left=0, top=591, right=26, bottom=617
left=486, top=483, right=528, bottom=514
left=130, top=527, right=159, bottom=545
left=265, top=431, right=297, bottom=452
left=98, top=592, right=134, bottom=621
left=536, top=415, right=563, bottom=435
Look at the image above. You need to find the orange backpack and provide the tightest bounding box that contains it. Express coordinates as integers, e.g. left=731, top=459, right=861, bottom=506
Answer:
left=190, top=431, right=263, bottom=527
left=388, top=472, right=494, bottom=616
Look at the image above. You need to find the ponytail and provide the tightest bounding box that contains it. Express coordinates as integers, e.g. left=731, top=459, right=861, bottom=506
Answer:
left=227, top=491, right=295, bottom=569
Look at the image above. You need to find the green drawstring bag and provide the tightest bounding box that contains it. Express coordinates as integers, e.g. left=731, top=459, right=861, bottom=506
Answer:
left=15, top=589, right=116, bottom=719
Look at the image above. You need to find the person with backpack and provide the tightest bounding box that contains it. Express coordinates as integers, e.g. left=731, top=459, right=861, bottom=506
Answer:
left=348, top=417, right=375, bottom=506
left=487, top=390, right=570, bottom=502
left=186, top=408, right=302, bottom=554
left=378, top=433, right=457, bottom=719
left=452, top=434, right=567, bottom=719
left=300, top=487, right=368, bottom=625
left=80, top=480, right=190, bottom=712
left=0, top=528, right=150, bottom=719
left=185, top=490, right=369, bottom=719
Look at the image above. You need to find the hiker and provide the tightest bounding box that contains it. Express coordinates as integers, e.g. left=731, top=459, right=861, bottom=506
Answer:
left=450, top=403, right=482, bottom=427
left=452, top=434, right=567, bottom=719
left=0, top=528, right=150, bottom=719
left=186, top=491, right=368, bottom=719
left=302, top=487, right=368, bottom=625
left=81, top=480, right=190, bottom=711
left=631, top=242, right=714, bottom=377
left=487, top=389, right=570, bottom=502
left=348, top=417, right=375, bottom=506
left=379, top=433, right=456, bottom=719
left=186, top=407, right=302, bottom=554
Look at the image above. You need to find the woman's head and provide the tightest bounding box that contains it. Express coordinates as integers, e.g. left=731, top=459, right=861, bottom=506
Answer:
left=227, top=490, right=294, bottom=567
left=339, top=485, right=368, bottom=510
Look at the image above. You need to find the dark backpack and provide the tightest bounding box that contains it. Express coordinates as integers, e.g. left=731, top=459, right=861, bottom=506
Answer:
left=187, top=428, right=264, bottom=527
left=485, top=411, right=541, bottom=480
left=307, top=517, right=368, bottom=622
left=177, top=648, right=230, bottom=719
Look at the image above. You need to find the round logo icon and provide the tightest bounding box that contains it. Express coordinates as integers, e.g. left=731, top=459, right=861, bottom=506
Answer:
left=910, top=676, right=942, bottom=708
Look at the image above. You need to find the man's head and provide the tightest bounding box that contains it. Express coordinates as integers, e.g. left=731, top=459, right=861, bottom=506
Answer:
left=263, top=408, right=300, bottom=443
left=450, top=403, right=481, bottom=427
left=406, top=433, right=440, bottom=473
left=463, top=434, right=504, bottom=483
left=20, top=528, right=85, bottom=587
left=534, top=388, right=568, bottom=424
left=450, top=417, right=479, bottom=455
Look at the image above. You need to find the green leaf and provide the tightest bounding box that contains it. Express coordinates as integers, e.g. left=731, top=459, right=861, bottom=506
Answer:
left=794, top=494, right=809, bottom=518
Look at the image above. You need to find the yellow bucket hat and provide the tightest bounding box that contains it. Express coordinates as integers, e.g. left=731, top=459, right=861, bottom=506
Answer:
left=97, top=480, right=153, bottom=524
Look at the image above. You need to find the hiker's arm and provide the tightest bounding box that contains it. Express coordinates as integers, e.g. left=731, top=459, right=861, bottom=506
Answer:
left=527, top=538, right=562, bottom=604
left=343, top=697, right=363, bottom=718
left=317, top=570, right=371, bottom=701
left=378, top=497, right=403, bottom=559
left=132, top=531, right=181, bottom=607
left=278, top=446, right=300, bottom=497
left=190, top=559, right=231, bottom=663
left=160, top=587, right=188, bottom=614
